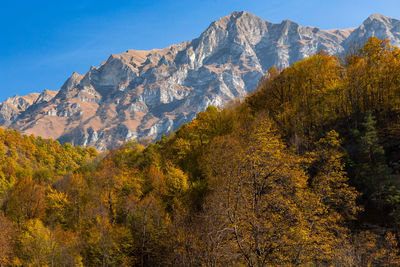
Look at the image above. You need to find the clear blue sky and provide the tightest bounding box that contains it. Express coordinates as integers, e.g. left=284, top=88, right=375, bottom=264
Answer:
left=1, top=0, right=399, bottom=101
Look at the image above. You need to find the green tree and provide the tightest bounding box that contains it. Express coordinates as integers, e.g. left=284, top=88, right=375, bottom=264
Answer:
left=352, top=112, right=391, bottom=202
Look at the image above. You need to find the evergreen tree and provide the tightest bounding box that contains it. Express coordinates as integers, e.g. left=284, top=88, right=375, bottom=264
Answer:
left=352, top=112, right=391, bottom=202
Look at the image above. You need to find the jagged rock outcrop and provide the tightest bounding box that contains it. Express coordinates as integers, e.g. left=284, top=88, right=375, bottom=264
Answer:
left=3, top=12, right=400, bottom=150
left=0, top=93, right=40, bottom=126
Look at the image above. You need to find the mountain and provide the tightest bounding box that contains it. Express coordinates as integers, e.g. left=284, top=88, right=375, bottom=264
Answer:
left=3, top=11, right=400, bottom=150
left=0, top=90, right=58, bottom=126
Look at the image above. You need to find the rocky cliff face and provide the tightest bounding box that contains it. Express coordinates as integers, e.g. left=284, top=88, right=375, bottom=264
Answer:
left=3, top=12, right=400, bottom=150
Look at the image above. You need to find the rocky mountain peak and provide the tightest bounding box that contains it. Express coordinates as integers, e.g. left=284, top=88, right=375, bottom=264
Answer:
left=3, top=12, right=400, bottom=150
left=364, top=13, right=391, bottom=24
left=345, top=13, right=400, bottom=48
left=280, top=19, right=296, bottom=25
left=34, top=90, right=59, bottom=105
left=61, top=72, right=84, bottom=91
left=212, top=11, right=255, bottom=25
left=0, top=93, right=40, bottom=126
left=202, top=11, right=267, bottom=40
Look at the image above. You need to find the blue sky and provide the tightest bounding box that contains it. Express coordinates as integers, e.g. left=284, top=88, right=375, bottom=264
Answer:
left=1, top=0, right=399, bottom=101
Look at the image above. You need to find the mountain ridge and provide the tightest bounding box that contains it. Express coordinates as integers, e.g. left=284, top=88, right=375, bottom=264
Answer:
left=2, top=11, right=400, bottom=150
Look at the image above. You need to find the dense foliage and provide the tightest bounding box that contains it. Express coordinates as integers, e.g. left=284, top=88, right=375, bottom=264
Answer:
left=1, top=37, right=400, bottom=266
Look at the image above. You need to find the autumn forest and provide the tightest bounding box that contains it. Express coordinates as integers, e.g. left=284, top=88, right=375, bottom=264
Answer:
left=1, top=37, right=400, bottom=266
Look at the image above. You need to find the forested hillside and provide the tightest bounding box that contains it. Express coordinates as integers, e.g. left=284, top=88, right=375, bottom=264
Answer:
left=1, top=37, right=400, bottom=266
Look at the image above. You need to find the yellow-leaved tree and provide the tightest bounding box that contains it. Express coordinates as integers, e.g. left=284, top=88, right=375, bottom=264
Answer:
left=201, top=117, right=353, bottom=266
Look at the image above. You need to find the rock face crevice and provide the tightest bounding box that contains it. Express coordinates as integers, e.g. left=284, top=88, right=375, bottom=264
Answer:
left=2, top=12, right=400, bottom=150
